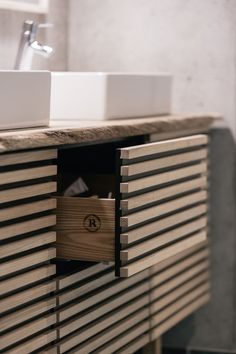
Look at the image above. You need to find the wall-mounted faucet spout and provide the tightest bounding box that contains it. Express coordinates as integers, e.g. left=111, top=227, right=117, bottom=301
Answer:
left=14, top=20, right=53, bottom=70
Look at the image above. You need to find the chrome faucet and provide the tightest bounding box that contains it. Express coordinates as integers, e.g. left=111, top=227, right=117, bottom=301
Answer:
left=14, top=20, right=53, bottom=70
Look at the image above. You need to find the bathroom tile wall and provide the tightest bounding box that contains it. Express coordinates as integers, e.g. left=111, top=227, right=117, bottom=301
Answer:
left=0, top=0, right=68, bottom=70
left=68, top=0, right=236, bottom=137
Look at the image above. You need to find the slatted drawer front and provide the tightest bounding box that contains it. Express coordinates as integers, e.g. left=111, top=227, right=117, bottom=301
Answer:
left=116, top=134, right=209, bottom=277
left=0, top=149, right=57, bottom=353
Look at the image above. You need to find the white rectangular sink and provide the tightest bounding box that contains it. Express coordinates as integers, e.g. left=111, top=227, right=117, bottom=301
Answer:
left=50, top=72, right=172, bottom=121
left=0, top=71, right=51, bottom=130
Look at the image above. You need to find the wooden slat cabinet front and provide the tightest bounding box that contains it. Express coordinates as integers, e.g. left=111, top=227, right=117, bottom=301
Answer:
left=56, top=134, right=209, bottom=278
left=0, top=148, right=57, bottom=353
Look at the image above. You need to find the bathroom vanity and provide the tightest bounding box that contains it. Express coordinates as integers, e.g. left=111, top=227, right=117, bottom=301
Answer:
left=0, top=114, right=216, bottom=353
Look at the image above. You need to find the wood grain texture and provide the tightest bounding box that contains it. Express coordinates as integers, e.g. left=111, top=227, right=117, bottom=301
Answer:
left=56, top=197, right=115, bottom=262
left=120, top=162, right=207, bottom=194
left=114, top=334, right=150, bottom=354
left=121, top=177, right=207, bottom=211
left=121, top=204, right=207, bottom=245
left=59, top=305, right=149, bottom=353
left=120, top=135, right=208, bottom=159
left=0, top=149, right=57, bottom=167
left=0, top=247, right=56, bottom=277
left=121, top=149, right=207, bottom=176
left=0, top=264, right=56, bottom=296
left=58, top=270, right=149, bottom=322
left=4, top=330, right=57, bottom=354
left=0, top=115, right=216, bottom=154
left=0, top=280, right=56, bottom=314
left=120, top=218, right=207, bottom=262
left=0, top=214, right=56, bottom=241
left=0, top=181, right=57, bottom=204
left=0, top=198, right=57, bottom=223
left=0, top=165, right=57, bottom=185
left=0, top=231, right=56, bottom=259
left=120, top=191, right=207, bottom=228
left=150, top=293, right=210, bottom=341
left=0, top=297, right=56, bottom=332
left=120, top=230, right=207, bottom=277
left=0, top=313, right=56, bottom=350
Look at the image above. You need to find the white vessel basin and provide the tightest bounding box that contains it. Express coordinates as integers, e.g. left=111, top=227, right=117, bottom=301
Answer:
left=50, top=72, right=172, bottom=121
left=0, top=71, right=51, bottom=130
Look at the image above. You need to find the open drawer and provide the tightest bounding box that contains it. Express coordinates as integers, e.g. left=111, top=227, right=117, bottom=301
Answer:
left=56, top=134, right=209, bottom=277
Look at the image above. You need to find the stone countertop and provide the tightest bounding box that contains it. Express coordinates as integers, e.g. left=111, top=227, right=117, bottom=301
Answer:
left=0, top=114, right=219, bottom=153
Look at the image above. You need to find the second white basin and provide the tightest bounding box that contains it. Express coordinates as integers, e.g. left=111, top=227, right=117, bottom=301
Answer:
left=50, top=72, right=172, bottom=121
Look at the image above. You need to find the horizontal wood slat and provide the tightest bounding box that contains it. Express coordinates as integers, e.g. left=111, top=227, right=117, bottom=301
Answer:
left=0, top=181, right=57, bottom=204
left=0, top=165, right=57, bottom=186
left=121, top=204, right=207, bottom=245
left=121, top=149, right=207, bottom=176
left=0, top=247, right=56, bottom=278
left=0, top=264, right=56, bottom=296
left=0, top=198, right=57, bottom=223
left=113, top=334, right=150, bottom=354
left=120, top=230, right=207, bottom=277
left=0, top=313, right=56, bottom=351
left=4, top=329, right=57, bottom=354
left=0, top=297, right=56, bottom=333
left=120, top=135, right=208, bottom=160
left=121, top=176, right=207, bottom=211
left=150, top=293, right=210, bottom=341
left=120, top=191, right=207, bottom=228
left=120, top=162, right=207, bottom=194
left=0, top=215, right=56, bottom=241
left=0, top=149, right=57, bottom=167
left=0, top=280, right=56, bottom=314
left=0, top=231, right=56, bottom=259
left=120, top=218, right=207, bottom=262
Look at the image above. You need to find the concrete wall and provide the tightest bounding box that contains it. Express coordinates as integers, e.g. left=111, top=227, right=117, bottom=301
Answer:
left=0, top=0, right=68, bottom=70
left=68, top=0, right=236, bottom=137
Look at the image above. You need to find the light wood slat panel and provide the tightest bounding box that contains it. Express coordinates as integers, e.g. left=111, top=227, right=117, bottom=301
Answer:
left=151, top=289, right=210, bottom=329
left=149, top=240, right=209, bottom=275
left=150, top=260, right=210, bottom=299
left=0, top=215, right=56, bottom=241
left=0, top=165, right=57, bottom=185
left=150, top=271, right=209, bottom=308
left=121, top=204, right=207, bottom=245
left=120, top=135, right=208, bottom=160
left=0, top=313, right=56, bottom=351
left=0, top=198, right=57, bottom=223
left=0, top=247, right=56, bottom=278
left=151, top=293, right=210, bottom=341
left=57, top=263, right=112, bottom=290
left=38, top=348, right=58, bottom=354
left=0, top=264, right=56, bottom=296
left=120, top=230, right=207, bottom=277
left=121, top=218, right=207, bottom=262
left=4, top=330, right=57, bottom=354
left=59, top=270, right=149, bottom=322
left=0, top=181, right=57, bottom=204
left=69, top=321, right=150, bottom=354
left=0, top=149, right=57, bottom=167
left=61, top=307, right=150, bottom=354
left=149, top=249, right=209, bottom=289
left=120, top=162, right=207, bottom=194
left=121, top=191, right=207, bottom=228
left=93, top=323, right=150, bottom=354
left=0, top=297, right=56, bottom=333
left=59, top=282, right=150, bottom=338
left=0, top=231, right=56, bottom=259
left=58, top=271, right=116, bottom=306
left=0, top=280, right=56, bottom=314
left=110, top=334, right=149, bottom=354
left=150, top=279, right=210, bottom=316
left=121, top=177, right=207, bottom=211
left=121, top=149, right=208, bottom=176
